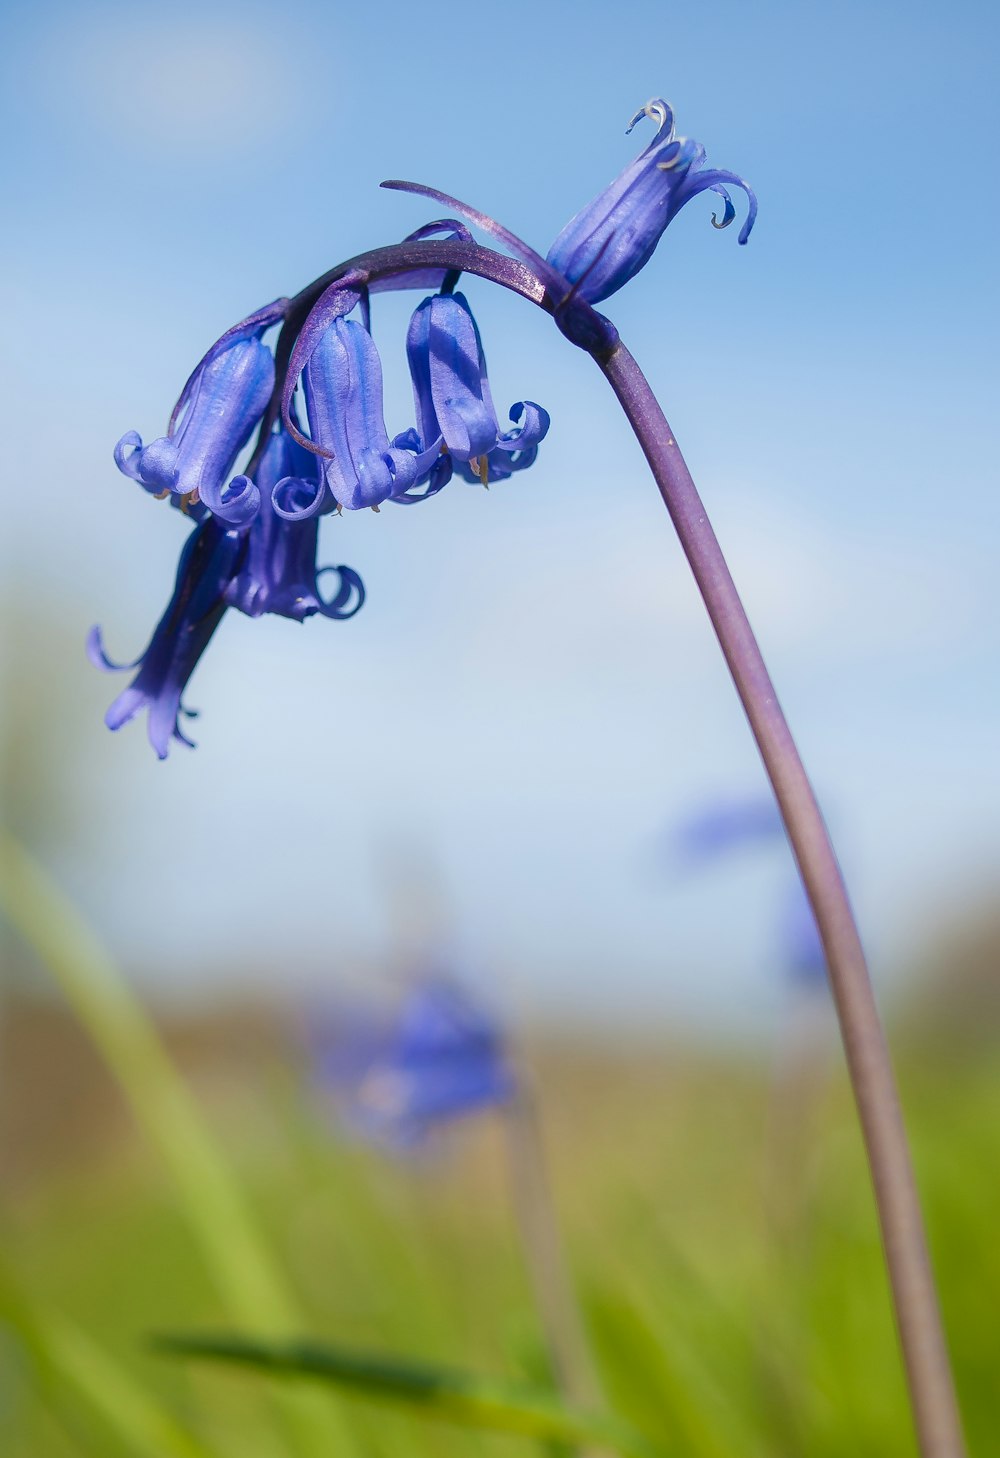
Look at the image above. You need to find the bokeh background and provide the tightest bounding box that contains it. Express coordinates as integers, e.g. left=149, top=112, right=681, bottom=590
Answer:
left=1, top=0, right=998, bottom=1453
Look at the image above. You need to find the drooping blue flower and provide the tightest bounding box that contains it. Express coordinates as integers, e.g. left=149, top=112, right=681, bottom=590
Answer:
left=546, top=99, right=757, bottom=305
left=405, top=290, right=549, bottom=488
left=668, top=794, right=828, bottom=990
left=301, top=316, right=441, bottom=511
left=673, top=795, right=784, bottom=866
left=88, top=519, right=241, bottom=759
left=224, top=425, right=364, bottom=621
left=777, top=881, right=827, bottom=987
left=93, top=418, right=365, bottom=754
left=114, top=335, right=275, bottom=525
left=314, top=977, right=515, bottom=1148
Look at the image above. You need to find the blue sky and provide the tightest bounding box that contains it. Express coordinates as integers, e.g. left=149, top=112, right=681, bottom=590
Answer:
left=2, top=0, right=998, bottom=1033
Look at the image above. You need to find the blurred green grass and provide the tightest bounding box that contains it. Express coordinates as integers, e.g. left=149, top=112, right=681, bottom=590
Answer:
left=2, top=1000, right=996, bottom=1458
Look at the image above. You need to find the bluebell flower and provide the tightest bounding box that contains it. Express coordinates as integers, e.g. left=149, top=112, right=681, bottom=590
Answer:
left=88, top=520, right=241, bottom=759
left=314, top=978, right=515, bottom=1148
left=546, top=99, right=757, bottom=304
left=93, top=416, right=365, bottom=753
left=669, top=794, right=830, bottom=990
left=225, top=424, right=364, bottom=620
left=673, top=795, right=784, bottom=866
left=301, top=316, right=441, bottom=511
left=114, top=334, right=275, bottom=525
left=404, top=290, right=549, bottom=488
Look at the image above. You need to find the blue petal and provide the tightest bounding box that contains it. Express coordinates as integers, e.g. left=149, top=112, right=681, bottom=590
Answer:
left=270, top=474, right=329, bottom=523
left=119, top=339, right=274, bottom=516
left=281, top=273, right=366, bottom=450
left=113, top=431, right=145, bottom=483
left=86, top=625, right=141, bottom=673
left=134, top=437, right=181, bottom=494
left=99, top=520, right=240, bottom=758
left=315, top=565, right=366, bottom=620
left=198, top=471, right=261, bottom=526
left=304, top=315, right=423, bottom=511
left=492, top=401, right=550, bottom=453
left=168, top=296, right=288, bottom=435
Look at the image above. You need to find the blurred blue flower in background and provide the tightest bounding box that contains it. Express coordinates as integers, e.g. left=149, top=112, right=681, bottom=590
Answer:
left=778, top=879, right=827, bottom=987
left=670, top=794, right=827, bottom=988
left=312, top=975, right=515, bottom=1148
left=673, top=795, right=784, bottom=866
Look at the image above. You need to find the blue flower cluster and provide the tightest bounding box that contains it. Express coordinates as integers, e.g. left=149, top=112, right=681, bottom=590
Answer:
left=93, top=284, right=549, bottom=758
left=93, top=98, right=753, bottom=758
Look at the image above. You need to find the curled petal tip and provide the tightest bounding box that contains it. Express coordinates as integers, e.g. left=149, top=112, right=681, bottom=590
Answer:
left=271, top=475, right=327, bottom=522
left=86, top=625, right=139, bottom=673
left=200, top=473, right=260, bottom=527
left=626, top=98, right=674, bottom=137
left=710, top=193, right=737, bottom=231
left=316, top=565, right=366, bottom=620
left=736, top=185, right=758, bottom=244
left=114, top=430, right=144, bottom=480
left=656, top=140, right=685, bottom=173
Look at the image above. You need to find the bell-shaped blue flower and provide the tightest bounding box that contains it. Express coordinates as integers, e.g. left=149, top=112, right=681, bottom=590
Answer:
left=313, top=978, right=515, bottom=1148
left=673, top=795, right=784, bottom=866
left=546, top=99, right=757, bottom=304
left=88, top=520, right=241, bottom=759
left=405, top=291, right=549, bottom=487
left=224, top=426, right=364, bottom=621
left=114, top=336, right=275, bottom=524
left=302, top=317, right=440, bottom=511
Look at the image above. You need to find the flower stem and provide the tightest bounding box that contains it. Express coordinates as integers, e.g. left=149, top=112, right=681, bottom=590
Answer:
left=598, top=342, right=966, bottom=1458
left=257, top=231, right=965, bottom=1454
left=503, top=1075, right=602, bottom=1410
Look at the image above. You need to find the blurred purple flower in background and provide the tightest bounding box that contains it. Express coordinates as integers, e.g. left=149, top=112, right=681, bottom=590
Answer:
left=673, top=794, right=784, bottom=866
left=670, top=794, right=828, bottom=987
left=312, top=975, right=515, bottom=1148
left=778, top=880, right=827, bottom=987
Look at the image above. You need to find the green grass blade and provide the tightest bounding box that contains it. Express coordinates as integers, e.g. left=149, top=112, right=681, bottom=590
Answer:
left=156, top=1332, right=668, bottom=1458
left=586, top=1286, right=735, bottom=1458
left=0, top=833, right=345, bottom=1457
left=0, top=1260, right=215, bottom=1458
left=40, top=1320, right=217, bottom=1458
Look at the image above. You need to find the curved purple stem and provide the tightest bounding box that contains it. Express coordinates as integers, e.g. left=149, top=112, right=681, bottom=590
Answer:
left=250, top=233, right=964, bottom=1458
left=599, top=345, right=965, bottom=1458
